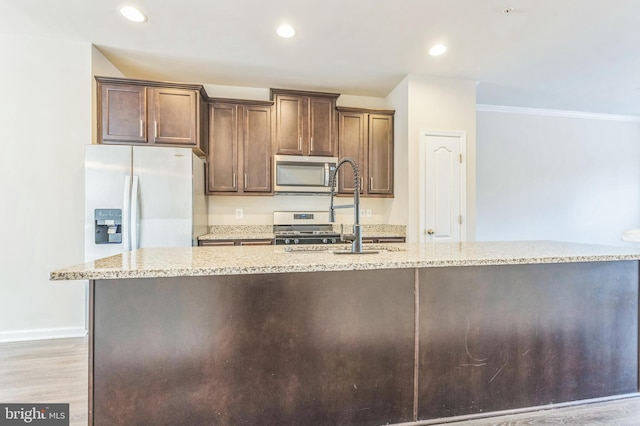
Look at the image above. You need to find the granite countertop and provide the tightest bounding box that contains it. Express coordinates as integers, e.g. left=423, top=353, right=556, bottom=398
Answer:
left=50, top=241, right=640, bottom=281
left=198, top=224, right=406, bottom=241
left=198, top=232, right=276, bottom=241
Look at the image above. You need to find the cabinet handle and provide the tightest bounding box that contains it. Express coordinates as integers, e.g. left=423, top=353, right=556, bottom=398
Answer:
left=139, top=120, right=143, bottom=137
left=360, top=177, right=363, bottom=191
left=233, top=173, right=237, bottom=189
left=244, top=173, right=248, bottom=190
left=154, top=121, right=158, bottom=138
left=299, top=137, right=302, bottom=150
left=370, top=177, right=373, bottom=190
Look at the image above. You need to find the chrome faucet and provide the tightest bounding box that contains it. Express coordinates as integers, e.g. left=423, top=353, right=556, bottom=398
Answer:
left=328, top=157, right=363, bottom=253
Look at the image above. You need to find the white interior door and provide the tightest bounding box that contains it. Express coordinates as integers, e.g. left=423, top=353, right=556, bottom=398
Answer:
left=420, top=131, right=466, bottom=243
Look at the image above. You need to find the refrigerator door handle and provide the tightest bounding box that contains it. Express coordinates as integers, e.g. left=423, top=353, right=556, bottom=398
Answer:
left=130, top=175, right=140, bottom=250
left=122, top=175, right=132, bottom=251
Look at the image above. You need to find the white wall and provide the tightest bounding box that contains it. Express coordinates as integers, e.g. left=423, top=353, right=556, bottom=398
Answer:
left=386, top=76, right=410, bottom=229
left=476, top=106, right=640, bottom=246
left=204, top=83, right=392, bottom=110
left=0, top=34, right=91, bottom=341
left=387, top=75, right=477, bottom=242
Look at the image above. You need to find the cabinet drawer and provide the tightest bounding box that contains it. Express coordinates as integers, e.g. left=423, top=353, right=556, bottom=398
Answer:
left=376, top=237, right=405, bottom=243
left=238, top=240, right=274, bottom=246
left=198, top=240, right=236, bottom=246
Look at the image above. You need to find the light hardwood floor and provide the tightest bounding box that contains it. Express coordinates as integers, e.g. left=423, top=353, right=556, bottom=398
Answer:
left=0, top=337, right=639, bottom=425
left=0, top=337, right=88, bottom=426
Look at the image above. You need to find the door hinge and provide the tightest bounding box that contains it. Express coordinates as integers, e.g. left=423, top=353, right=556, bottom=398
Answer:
left=459, top=154, right=463, bottom=163
left=459, top=215, right=463, bottom=224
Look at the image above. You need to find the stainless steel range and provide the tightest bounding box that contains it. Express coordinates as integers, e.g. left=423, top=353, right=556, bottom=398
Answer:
left=273, top=211, right=341, bottom=245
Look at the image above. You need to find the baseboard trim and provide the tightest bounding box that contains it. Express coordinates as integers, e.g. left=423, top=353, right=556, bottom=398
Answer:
left=0, top=327, right=88, bottom=343
left=391, top=392, right=640, bottom=425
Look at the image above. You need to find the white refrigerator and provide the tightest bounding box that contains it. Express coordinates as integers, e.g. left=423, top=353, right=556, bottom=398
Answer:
left=85, top=144, right=208, bottom=262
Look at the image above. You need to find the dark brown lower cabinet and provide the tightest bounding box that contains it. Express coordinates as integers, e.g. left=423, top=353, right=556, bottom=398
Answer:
left=89, top=261, right=639, bottom=425
left=366, top=237, right=406, bottom=243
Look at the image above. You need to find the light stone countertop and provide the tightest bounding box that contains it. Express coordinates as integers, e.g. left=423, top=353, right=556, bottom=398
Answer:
left=197, top=224, right=406, bottom=241
left=50, top=241, right=640, bottom=281
left=197, top=232, right=405, bottom=241
left=198, top=232, right=276, bottom=241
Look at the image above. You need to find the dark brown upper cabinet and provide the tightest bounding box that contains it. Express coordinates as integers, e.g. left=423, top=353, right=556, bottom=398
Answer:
left=207, top=100, right=273, bottom=195
left=270, top=89, right=339, bottom=157
left=337, top=107, right=394, bottom=197
left=96, top=77, right=208, bottom=156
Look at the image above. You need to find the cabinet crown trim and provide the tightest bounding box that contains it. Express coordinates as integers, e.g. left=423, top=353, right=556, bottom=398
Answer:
left=336, top=106, right=395, bottom=115
left=209, top=98, right=274, bottom=106
left=270, top=88, right=340, bottom=100
left=95, top=76, right=208, bottom=99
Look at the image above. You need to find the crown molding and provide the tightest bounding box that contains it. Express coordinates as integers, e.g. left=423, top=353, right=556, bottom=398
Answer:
left=476, top=104, right=640, bottom=123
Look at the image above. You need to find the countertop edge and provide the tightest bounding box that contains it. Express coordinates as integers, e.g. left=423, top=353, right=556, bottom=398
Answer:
left=197, top=232, right=406, bottom=240
left=49, top=252, right=640, bottom=281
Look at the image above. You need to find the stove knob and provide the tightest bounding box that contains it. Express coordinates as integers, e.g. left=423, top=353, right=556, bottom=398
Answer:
left=331, top=238, right=337, bottom=244
left=322, top=238, right=328, bottom=244
left=284, top=239, right=290, bottom=244
left=294, top=238, right=300, bottom=244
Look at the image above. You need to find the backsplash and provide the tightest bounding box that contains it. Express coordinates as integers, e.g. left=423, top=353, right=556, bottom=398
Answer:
left=362, top=224, right=406, bottom=235
left=206, top=195, right=397, bottom=226
left=208, top=225, right=273, bottom=234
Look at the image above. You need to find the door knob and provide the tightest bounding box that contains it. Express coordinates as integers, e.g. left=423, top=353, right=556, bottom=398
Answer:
left=426, top=229, right=435, bottom=235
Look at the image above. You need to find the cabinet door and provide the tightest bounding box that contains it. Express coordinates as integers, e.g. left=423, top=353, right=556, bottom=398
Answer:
left=243, top=105, right=272, bottom=192
left=273, top=95, right=305, bottom=155
left=149, top=88, right=198, bottom=146
left=207, top=103, right=238, bottom=193
left=368, top=114, right=394, bottom=195
left=337, top=111, right=366, bottom=194
left=309, top=96, right=337, bottom=157
left=100, top=84, right=147, bottom=143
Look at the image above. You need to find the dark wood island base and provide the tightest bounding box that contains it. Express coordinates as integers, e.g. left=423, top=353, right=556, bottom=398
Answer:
left=88, top=261, right=638, bottom=425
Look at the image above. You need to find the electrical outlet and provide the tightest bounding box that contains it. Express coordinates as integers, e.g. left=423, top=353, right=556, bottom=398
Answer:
left=235, top=208, right=243, bottom=219
left=366, top=209, right=372, bottom=217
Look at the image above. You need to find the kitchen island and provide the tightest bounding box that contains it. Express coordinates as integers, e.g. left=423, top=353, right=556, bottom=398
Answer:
left=51, top=241, right=640, bottom=425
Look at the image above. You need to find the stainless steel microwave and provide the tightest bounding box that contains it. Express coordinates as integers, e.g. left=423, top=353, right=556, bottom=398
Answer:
left=273, top=155, right=338, bottom=194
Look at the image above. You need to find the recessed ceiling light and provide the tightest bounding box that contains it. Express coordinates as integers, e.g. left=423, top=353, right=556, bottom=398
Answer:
left=277, top=24, right=296, bottom=39
left=120, top=6, right=147, bottom=23
left=429, top=44, right=447, bottom=56
left=503, top=7, right=514, bottom=15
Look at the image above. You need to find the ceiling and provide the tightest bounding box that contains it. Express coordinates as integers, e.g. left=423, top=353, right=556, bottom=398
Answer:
left=3, top=0, right=640, bottom=115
